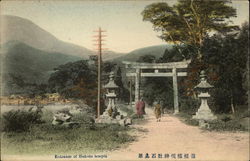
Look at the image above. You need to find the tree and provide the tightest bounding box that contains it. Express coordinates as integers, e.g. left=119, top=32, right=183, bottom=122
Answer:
left=142, top=0, right=237, bottom=60
left=149, top=22, right=248, bottom=114
left=48, top=60, right=98, bottom=107
left=136, top=54, right=156, bottom=63
left=114, top=66, right=130, bottom=102
left=142, top=0, right=240, bottom=98
left=103, top=61, right=130, bottom=102
left=202, top=22, right=248, bottom=113
left=158, top=45, right=196, bottom=63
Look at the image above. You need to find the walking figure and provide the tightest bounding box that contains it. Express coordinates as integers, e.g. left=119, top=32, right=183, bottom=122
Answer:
left=154, top=101, right=162, bottom=122
left=136, top=98, right=146, bottom=118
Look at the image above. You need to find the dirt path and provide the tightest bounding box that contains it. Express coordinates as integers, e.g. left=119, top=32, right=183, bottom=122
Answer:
left=109, top=108, right=249, bottom=161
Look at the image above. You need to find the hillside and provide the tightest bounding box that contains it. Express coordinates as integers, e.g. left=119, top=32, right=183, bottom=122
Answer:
left=0, top=15, right=171, bottom=95
left=1, top=41, right=82, bottom=85
left=113, top=45, right=172, bottom=62
left=1, top=15, right=93, bottom=58
left=1, top=15, right=123, bottom=60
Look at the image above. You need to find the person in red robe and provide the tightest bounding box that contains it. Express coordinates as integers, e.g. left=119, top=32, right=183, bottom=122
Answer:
left=136, top=98, right=145, bottom=117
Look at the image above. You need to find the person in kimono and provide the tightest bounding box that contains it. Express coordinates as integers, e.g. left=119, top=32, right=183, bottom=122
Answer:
left=135, top=98, right=146, bottom=117
left=154, top=101, right=162, bottom=122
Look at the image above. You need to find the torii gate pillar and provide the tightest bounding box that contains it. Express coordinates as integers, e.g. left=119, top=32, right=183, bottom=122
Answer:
left=172, top=67, right=179, bottom=114
left=135, top=68, right=140, bottom=102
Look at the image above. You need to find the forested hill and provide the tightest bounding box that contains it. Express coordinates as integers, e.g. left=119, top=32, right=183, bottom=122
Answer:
left=112, top=45, right=172, bottom=62
left=1, top=41, right=82, bottom=85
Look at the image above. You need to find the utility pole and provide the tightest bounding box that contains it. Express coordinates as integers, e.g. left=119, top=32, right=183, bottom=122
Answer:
left=93, top=27, right=106, bottom=118
left=129, top=79, right=132, bottom=109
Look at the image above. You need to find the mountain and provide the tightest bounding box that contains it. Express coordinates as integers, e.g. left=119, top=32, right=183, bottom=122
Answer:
left=113, top=45, right=172, bottom=62
left=1, top=15, right=94, bottom=59
left=1, top=15, right=124, bottom=60
left=1, top=15, right=93, bottom=58
left=102, top=51, right=124, bottom=61
left=0, top=15, right=171, bottom=95
left=1, top=41, right=82, bottom=85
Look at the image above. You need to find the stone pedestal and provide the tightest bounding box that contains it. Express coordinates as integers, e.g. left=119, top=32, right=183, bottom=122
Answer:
left=193, top=93, right=217, bottom=121
left=95, top=106, right=132, bottom=126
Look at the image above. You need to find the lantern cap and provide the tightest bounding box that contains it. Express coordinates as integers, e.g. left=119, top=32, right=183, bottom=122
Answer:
left=104, top=72, right=118, bottom=89
left=195, top=80, right=213, bottom=89
left=195, top=70, right=213, bottom=89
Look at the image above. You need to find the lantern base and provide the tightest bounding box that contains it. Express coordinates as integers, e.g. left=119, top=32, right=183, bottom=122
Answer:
left=95, top=115, right=132, bottom=126
left=193, top=107, right=217, bottom=121
left=95, top=106, right=132, bottom=126
left=193, top=99, right=217, bottom=121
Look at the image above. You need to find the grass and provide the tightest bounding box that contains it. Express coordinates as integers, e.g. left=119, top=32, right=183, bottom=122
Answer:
left=1, top=109, right=135, bottom=155
left=176, top=112, right=199, bottom=126
left=131, top=114, right=148, bottom=125
left=207, top=112, right=248, bottom=131
left=176, top=110, right=249, bottom=132
left=117, top=103, right=147, bottom=125
left=117, top=104, right=134, bottom=117
left=207, top=119, right=246, bottom=131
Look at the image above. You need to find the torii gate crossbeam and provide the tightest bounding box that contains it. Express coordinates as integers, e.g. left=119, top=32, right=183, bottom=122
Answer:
left=123, top=60, right=191, bottom=114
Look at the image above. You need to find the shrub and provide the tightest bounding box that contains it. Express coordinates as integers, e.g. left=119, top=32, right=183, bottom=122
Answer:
left=176, top=112, right=199, bottom=126
left=117, top=104, right=134, bottom=117
left=179, top=98, right=199, bottom=115
left=208, top=119, right=245, bottom=131
left=185, top=118, right=199, bottom=126
left=2, top=109, right=43, bottom=132
left=175, top=112, right=191, bottom=119
left=131, top=113, right=144, bottom=119
left=218, top=114, right=233, bottom=122
left=71, top=113, right=95, bottom=129
left=206, top=113, right=247, bottom=131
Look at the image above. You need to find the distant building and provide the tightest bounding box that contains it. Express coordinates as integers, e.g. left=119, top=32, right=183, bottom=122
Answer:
left=45, top=93, right=61, bottom=102
left=88, top=55, right=98, bottom=66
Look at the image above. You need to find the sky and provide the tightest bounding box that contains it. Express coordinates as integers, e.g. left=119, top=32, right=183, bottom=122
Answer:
left=1, top=0, right=249, bottom=53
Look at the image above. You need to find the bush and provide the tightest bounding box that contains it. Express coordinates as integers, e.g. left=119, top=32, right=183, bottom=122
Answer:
left=117, top=104, right=134, bottom=117
left=185, top=118, right=199, bottom=126
left=71, top=113, right=95, bottom=129
left=218, top=114, right=233, bottom=122
left=131, top=113, right=144, bottom=119
left=179, top=98, right=199, bottom=115
left=206, top=113, right=247, bottom=131
left=208, top=119, right=246, bottom=131
left=2, top=110, right=43, bottom=132
left=176, top=112, right=199, bottom=126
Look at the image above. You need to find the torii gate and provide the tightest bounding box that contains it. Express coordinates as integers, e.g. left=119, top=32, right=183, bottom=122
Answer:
left=123, top=60, right=191, bottom=114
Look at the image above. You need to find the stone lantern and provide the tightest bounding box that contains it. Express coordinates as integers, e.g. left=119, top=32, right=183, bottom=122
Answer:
left=104, top=72, right=119, bottom=118
left=95, top=72, right=132, bottom=126
left=193, top=70, right=217, bottom=121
